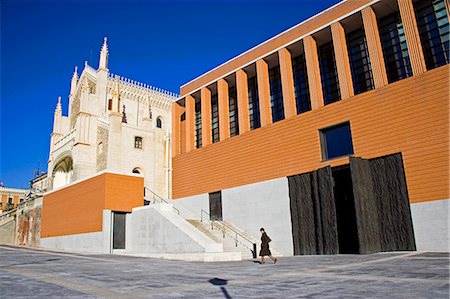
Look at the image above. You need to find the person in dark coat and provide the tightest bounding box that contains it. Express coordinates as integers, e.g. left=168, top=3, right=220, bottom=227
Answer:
left=259, top=228, right=277, bottom=264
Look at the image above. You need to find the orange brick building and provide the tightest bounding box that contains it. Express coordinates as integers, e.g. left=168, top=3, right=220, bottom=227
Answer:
left=172, top=0, right=449, bottom=254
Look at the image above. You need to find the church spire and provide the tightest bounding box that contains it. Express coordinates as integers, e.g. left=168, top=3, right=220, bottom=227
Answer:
left=70, top=66, right=78, bottom=95
left=55, top=96, right=62, bottom=115
left=99, top=37, right=109, bottom=70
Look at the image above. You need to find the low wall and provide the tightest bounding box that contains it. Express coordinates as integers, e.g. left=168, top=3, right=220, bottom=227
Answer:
left=0, top=219, right=15, bottom=244
left=411, top=199, right=449, bottom=252
left=40, top=210, right=112, bottom=254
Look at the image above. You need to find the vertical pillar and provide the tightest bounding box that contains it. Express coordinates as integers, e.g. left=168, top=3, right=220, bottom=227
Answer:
left=218, top=79, right=230, bottom=141
left=236, top=69, right=250, bottom=134
left=398, top=0, right=427, bottom=75
left=171, top=101, right=183, bottom=157
left=185, top=95, right=195, bottom=152
left=303, top=36, right=324, bottom=109
left=256, top=59, right=272, bottom=126
left=278, top=48, right=297, bottom=118
left=201, top=87, right=212, bottom=147
left=331, top=22, right=354, bottom=99
left=362, top=6, right=388, bottom=88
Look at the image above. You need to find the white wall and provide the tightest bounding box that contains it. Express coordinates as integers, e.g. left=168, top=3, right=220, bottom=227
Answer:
left=222, top=177, right=293, bottom=256
left=174, top=178, right=294, bottom=256
left=411, top=199, right=449, bottom=252
left=40, top=210, right=112, bottom=254
left=125, top=204, right=222, bottom=254
left=173, top=193, right=209, bottom=220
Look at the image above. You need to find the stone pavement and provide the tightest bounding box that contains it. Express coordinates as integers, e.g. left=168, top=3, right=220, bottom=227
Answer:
left=0, top=245, right=448, bottom=298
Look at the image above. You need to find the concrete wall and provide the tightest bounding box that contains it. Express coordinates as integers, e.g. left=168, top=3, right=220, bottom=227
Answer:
left=126, top=204, right=221, bottom=255
left=173, top=194, right=209, bottom=220
left=411, top=199, right=449, bottom=252
left=222, top=177, right=293, bottom=256
left=40, top=210, right=112, bottom=254
left=174, top=178, right=294, bottom=256
left=0, top=219, right=15, bottom=244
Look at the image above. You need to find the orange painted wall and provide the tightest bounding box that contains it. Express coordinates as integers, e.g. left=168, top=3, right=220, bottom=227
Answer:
left=173, top=65, right=449, bottom=204
left=41, top=173, right=144, bottom=238
left=180, top=0, right=373, bottom=96
left=1, top=195, right=7, bottom=209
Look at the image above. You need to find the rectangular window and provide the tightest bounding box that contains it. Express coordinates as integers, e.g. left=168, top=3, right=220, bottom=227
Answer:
left=8, top=198, right=12, bottom=205
left=228, top=86, right=239, bottom=137
left=269, top=65, right=285, bottom=122
left=320, top=122, right=354, bottom=160
left=319, top=42, right=341, bottom=105
left=378, top=11, right=413, bottom=83
left=347, top=27, right=375, bottom=95
left=134, top=136, right=143, bottom=149
left=248, top=76, right=261, bottom=130
left=414, top=0, right=449, bottom=70
left=211, top=93, right=220, bottom=143
left=195, top=101, right=202, bottom=148
left=292, top=54, right=311, bottom=114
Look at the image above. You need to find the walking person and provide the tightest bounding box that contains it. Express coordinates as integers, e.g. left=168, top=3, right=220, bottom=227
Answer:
left=259, top=228, right=277, bottom=264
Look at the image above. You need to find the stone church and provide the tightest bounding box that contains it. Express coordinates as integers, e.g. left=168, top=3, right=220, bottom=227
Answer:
left=48, top=38, right=176, bottom=198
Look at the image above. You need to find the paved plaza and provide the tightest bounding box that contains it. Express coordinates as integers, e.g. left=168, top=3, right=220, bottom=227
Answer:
left=0, top=245, right=448, bottom=298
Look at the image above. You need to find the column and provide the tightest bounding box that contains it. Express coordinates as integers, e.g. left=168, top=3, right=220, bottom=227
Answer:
left=278, top=48, right=297, bottom=118
left=236, top=69, right=250, bottom=134
left=185, top=95, right=195, bottom=152
left=201, top=87, right=212, bottom=147
left=398, top=0, right=427, bottom=75
left=218, top=79, right=230, bottom=141
left=331, top=22, right=354, bottom=99
left=171, top=101, right=183, bottom=157
left=362, top=6, right=388, bottom=88
left=256, top=59, right=272, bottom=126
left=303, top=36, right=324, bottom=109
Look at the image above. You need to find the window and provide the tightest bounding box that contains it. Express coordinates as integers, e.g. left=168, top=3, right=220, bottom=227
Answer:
left=108, top=99, right=113, bottom=110
left=319, top=42, right=341, bottom=105
left=8, top=198, right=12, bottom=205
left=228, top=85, right=239, bottom=137
left=292, top=54, right=311, bottom=114
left=156, top=117, right=163, bottom=128
left=269, top=65, right=285, bottom=122
left=132, top=168, right=141, bottom=174
left=320, top=122, right=354, bottom=160
left=347, top=27, right=374, bottom=95
left=378, top=11, right=413, bottom=83
left=211, top=93, right=220, bottom=143
left=248, top=76, right=261, bottom=130
left=414, top=0, right=449, bottom=70
left=98, top=142, right=103, bottom=154
left=195, top=101, right=202, bottom=148
left=134, top=136, right=143, bottom=149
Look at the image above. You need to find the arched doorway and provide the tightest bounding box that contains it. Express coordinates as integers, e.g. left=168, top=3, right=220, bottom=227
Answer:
left=52, top=156, right=74, bottom=189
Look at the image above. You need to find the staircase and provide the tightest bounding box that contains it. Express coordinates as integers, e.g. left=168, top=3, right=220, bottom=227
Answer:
left=0, top=209, right=17, bottom=227
left=187, top=219, right=256, bottom=260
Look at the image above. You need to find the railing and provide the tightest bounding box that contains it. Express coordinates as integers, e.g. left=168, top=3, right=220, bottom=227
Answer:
left=53, top=129, right=76, bottom=152
left=200, top=209, right=257, bottom=259
left=0, top=208, right=17, bottom=224
left=143, top=187, right=180, bottom=215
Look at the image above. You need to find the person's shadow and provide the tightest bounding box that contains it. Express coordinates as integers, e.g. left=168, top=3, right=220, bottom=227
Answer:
left=208, top=278, right=231, bottom=299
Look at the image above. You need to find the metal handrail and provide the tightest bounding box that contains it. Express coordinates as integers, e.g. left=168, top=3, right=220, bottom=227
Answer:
left=200, top=209, right=257, bottom=258
left=144, top=187, right=180, bottom=215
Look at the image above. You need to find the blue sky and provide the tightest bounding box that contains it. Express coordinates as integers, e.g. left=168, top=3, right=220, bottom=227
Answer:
left=0, top=0, right=340, bottom=188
